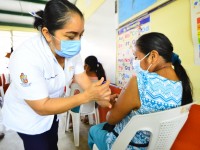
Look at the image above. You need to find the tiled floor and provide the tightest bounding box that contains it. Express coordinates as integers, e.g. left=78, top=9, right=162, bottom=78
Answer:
left=0, top=113, right=91, bottom=150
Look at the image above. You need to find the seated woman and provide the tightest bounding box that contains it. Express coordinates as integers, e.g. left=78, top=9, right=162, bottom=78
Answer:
left=88, top=32, right=193, bottom=150
left=82, top=55, right=107, bottom=123
left=70, top=55, right=107, bottom=123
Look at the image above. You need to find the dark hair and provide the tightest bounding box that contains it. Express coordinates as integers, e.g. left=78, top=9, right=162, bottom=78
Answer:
left=85, top=55, right=106, bottom=81
left=136, top=32, right=193, bottom=105
left=33, top=0, right=83, bottom=34
left=11, top=47, right=13, bottom=53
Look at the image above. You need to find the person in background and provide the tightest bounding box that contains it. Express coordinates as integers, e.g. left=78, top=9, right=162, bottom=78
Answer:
left=84, top=55, right=106, bottom=82
left=0, top=89, right=4, bottom=140
left=0, top=48, right=13, bottom=75
left=70, top=55, right=107, bottom=124
left=88, top=32, right=193, bottom=150
left=2, top=1, right=111, bottom=150
left=0, top=47, right=13, bottom=140
left=83, top=55, right=107, bottom=123
left=5, top=47, right=13, bottom=59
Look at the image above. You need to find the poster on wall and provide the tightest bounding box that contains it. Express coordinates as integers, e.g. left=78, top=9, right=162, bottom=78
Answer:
left=118, top=0, right=156, bottom=24
left=116, top=15, right=150, bottom=87
left=191, top=0, right=200, bottom=65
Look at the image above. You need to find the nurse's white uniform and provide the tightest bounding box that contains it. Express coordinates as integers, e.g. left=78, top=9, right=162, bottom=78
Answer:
left=2, top=34, right=84, bottom=135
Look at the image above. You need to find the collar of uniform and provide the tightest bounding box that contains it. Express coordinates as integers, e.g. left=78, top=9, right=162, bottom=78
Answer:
left=41, top=34, right=58, bottom=62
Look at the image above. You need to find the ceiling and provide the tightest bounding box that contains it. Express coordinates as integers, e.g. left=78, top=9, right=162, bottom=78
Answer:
left=0, top=0, right=77, bottom=28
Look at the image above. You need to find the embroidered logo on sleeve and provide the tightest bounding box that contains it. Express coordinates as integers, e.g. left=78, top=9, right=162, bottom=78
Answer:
left=20, top=73, right=31, bottom=87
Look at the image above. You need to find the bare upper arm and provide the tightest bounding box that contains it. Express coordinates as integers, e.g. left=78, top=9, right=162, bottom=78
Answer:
left=107, top=76, right=141, bottom=125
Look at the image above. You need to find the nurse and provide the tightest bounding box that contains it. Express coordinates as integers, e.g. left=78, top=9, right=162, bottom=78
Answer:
left=2, top=0, right=111, bottom=150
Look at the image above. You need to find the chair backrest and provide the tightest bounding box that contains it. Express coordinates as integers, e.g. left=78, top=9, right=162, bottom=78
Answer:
left=70, top=83, right=96, bottom=114
left=171, top=104, right=200, bottom=150
left=70, top=82, right=83, bottom=96
left=0, top=74, right=10, bottom=98
left=111, top=103, right=193, bottom=150
left=0, top=75, right=3, bottom=96
left=0, top=74, right=3, bottom=106
left=80, top=101, right=96, bottom=114
left=109, top=83, right=122, bottom=94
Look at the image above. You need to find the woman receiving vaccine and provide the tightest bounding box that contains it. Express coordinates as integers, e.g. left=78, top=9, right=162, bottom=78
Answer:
left=88, top=32, right=193, bottom=150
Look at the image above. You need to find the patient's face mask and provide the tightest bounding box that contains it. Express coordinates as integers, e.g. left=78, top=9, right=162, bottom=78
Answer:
left=52, top=36, right=81, bottom=58
left=132, top=53, right=151, bottom=73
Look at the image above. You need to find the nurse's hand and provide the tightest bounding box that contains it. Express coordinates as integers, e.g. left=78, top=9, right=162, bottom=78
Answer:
left=97, top=94, right=118, bottom=108
left=96, top=100, right=112, bottom=108
left=84, top=77, right=111, bottom=108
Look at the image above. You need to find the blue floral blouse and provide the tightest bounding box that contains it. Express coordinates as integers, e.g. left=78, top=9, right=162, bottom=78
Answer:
left=106, top=70, right=182, bottom=150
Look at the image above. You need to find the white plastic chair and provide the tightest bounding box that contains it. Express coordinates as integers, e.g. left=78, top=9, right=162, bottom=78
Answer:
left=0, top=74, right=5, bottom=99
left=93, top=103, right=193, bottom=150
left=0, top=73, right=10, bottom=99
left=65, top=83, right=99, bottom=147
left=0, top=73, right=10, bottom=133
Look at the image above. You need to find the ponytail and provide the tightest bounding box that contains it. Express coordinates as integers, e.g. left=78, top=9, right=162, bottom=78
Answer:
left=85, top=55, right=107, bottom=81
left=172, top=53, right=193, bottom=105
left=96, top=62, right=106, bottom=81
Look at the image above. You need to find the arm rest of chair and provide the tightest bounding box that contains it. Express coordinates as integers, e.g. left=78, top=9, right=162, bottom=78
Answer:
left=111, top=114, right=153, bottom=150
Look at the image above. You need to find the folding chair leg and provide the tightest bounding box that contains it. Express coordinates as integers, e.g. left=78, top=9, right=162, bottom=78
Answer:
left=71, top=112, right=80, bottom=147
left=95, top=108, right=100, bottom=124
left=65, top=111, right=70, bottom=132
left=88, top=114, right=94, bottom=125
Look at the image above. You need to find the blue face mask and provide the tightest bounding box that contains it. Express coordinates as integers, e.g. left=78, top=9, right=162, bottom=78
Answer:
left=53, top=36, right=81, bottom=58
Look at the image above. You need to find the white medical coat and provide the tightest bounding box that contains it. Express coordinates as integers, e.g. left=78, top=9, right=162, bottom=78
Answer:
left=2, top=34, right=84, bottom=134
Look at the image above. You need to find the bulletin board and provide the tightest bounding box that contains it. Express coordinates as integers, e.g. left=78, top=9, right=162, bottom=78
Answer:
left=116, top=15, right=150, bottom=87
left=190, top=0, right=200, bottom=65
left=116, top=0, right=174, bottom=88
